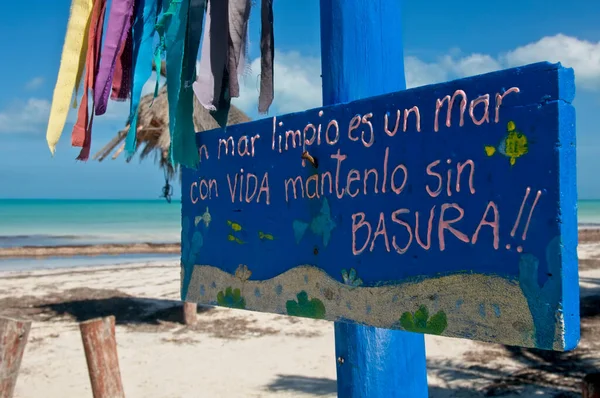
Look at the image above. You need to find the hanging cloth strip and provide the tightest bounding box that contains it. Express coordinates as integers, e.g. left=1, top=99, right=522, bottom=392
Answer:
left=258, top=0, right=274, bottom=114
left=152, top=0, right=178, bottom=101
left=111, top=23, right=134, bottom=101
left=94, top=0, right=135, bottom=116
left=227, top=0, right=251, bottom=98
left=172, top=0, right=206, bottom=168
left=193, top=0, right=228, bottom=112
left=182, top=0, right=205, bottom=87
left=194, top=0, right=271, bottom=116
left=192, top=0, right=232, bottom=131
left=124, top=0, right=160, bottom=158
left=71, top=0, right=108, bottom=161
left=210, top=70, right=231, bottom=128
left=46, top=0, right=94, bottom=155
left=155, top=0, right=192, bottom=166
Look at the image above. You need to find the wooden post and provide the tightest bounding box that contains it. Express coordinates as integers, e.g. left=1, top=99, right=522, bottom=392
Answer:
left=0, top=317, right=31, bottom=398
left=79, top=316, right=125, bottom=398
left=319, top=1, right=429, bottom=397
left=584, top=374, right=600, bottom=398
left=183, top=302, right=197, bottom=325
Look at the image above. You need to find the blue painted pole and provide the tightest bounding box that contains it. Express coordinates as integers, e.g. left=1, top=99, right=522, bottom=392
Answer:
left=319, top=1, right=429, bottom=397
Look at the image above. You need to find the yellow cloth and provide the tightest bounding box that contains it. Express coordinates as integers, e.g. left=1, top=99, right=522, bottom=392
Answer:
left=46, top=0, right=94, bottom=155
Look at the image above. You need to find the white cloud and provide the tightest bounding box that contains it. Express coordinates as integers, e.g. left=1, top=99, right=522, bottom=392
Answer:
left=442, top=53, right=502, bottom=79
left=4, top=34, right=600, bottom=134
left=405, top=52, right=502, bottom=89
left=0, top=98, right=51, bottom=133
left=25, top=77, right=44, bottom=91
left=0, top=96, right=130, bottom=134
left=233, top=51, right=322, bottom=115
left=0, top=74, right=162, bottom=134
left=404, top=56, right=448, bottom=89
left=503, top=34, right=600, bottom=89
left=407, top=34, right=600, bottom=90
left=230, top=34, right=600, bottom=117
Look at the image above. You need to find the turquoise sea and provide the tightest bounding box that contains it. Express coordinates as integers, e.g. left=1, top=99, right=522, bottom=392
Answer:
left=0, top=199, right=182, bottom=271
left=1, top=199, right=599, bottom=246
left=0, top=199, right=598, bottom=272
left=580, top=200, right=600, bottom=227
left=0, top=199, right=181, bottom=248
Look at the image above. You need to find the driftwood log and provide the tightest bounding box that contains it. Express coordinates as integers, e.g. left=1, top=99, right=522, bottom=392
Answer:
left=0, top=317, right=31, bottom=398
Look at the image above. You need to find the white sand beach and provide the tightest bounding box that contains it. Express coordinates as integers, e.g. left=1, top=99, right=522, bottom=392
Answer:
left=1, top=235, right=599, bottom=397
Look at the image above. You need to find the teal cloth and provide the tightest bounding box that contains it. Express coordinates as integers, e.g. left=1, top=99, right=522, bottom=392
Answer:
left=173, top=0, right=206, bottom=168
left=125, top=0, right=159, bottom=158
left=162, top=0, right=207, bottom=168
left=163, top=0, right=188, bottom=166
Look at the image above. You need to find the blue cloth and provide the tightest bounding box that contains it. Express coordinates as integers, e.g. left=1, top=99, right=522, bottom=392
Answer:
left=125, top=0, right=159, bottom=158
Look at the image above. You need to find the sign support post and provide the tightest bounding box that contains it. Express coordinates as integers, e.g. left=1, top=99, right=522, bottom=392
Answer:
left=319, top=1, right=429, bottom=396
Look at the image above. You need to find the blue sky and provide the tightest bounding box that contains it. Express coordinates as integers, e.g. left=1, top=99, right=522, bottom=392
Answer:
left=0, top=0, right=599, bottom=199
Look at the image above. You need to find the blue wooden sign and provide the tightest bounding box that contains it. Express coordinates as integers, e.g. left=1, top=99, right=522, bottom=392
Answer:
left=181, top=62, right=579, bottom=351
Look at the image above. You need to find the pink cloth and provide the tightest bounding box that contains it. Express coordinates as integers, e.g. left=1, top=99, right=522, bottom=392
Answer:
left=71, top=0, right=107, bottom=160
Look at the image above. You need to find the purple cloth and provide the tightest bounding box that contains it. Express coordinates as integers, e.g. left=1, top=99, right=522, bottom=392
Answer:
left=94, top=0, right=135, bottom=116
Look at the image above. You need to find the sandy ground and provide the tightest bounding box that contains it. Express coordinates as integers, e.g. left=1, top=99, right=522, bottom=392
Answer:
left=0, top=235, right=599, bottom=397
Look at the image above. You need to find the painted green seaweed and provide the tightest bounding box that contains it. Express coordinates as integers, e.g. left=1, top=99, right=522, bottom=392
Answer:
left=400, top=305, right=447, bottom=335
left=216, top=287, right=246, bottom=309
left=286, top=291, right=326, bottom=319
left=341, top=268, right=363, bottom=288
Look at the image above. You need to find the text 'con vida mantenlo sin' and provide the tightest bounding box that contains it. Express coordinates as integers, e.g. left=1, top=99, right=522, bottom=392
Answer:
left=189, top=87, right=542, bottom=256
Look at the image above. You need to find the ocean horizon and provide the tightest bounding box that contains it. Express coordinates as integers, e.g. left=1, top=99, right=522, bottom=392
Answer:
left=0, top=199, right=182, bottom=271
left=0, top=198, right=182, bottom=248
left=0, top=198, right=598, bottom=272
left=1, top=198, right=600, bottom=248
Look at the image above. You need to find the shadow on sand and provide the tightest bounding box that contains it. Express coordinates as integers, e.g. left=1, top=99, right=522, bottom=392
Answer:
left=0, top=287, right=213, bottom=327
left=260, top=288, right=600, bottom=398
left=430, top=290, right=600, bottom=397
left=2, top=280, right=598, bottom=397
left=265, top=374, right=337, bottom=396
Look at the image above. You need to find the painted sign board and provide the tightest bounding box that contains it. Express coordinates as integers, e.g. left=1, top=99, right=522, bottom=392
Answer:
left=181, top=62, right=579, bottom=351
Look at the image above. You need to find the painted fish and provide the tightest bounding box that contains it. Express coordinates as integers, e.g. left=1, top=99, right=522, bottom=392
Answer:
left=195, top=207, right=212, bottom=227
left=293, top=198, right=336, bottom=247
left=258, top=231, right=275, bottom=240
left=485, top=121, right=528, bottom=166
left=228, top=234, right=245, bottom=244
left=227, top=220, right=243, bottom=232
